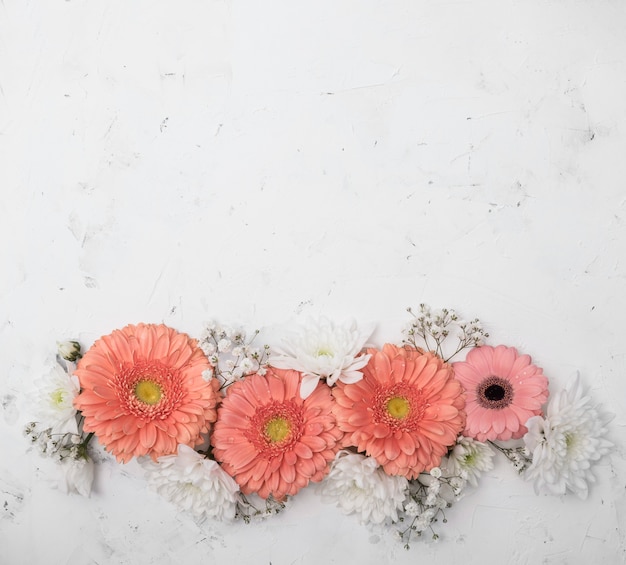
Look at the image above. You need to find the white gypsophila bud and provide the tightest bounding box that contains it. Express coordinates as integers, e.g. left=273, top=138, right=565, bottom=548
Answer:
left=257, top=366, right=267, bottom=376
left=201, top=342, right=216, bottom=356
left=404, top=500, right=419, bottom=517
left=201, top=369, right=213, bottom=382
left=430, top=467, right=442, bottom=478
left=231, top=346, right=243, bottom=357
left=448, top=477, right=460, bottom=488
left=217, top=339, right=232, bottom=353
left=57, top=341, right=81, bottom=362
left=239, top=358, right=255, bottom=373
left=427, top=480, right=441, bottom=496
left=228, top=328, right=244, bottom=341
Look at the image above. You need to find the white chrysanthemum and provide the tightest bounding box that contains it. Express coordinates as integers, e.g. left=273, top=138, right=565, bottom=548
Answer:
left=141, top=444, right=239, bottom=521
left=443, top=436, right=495, bottom=487
left=524, top=374, right=613, bottom=499
left=37, top=364, right=80, bottom=435
left=319, top=450, right=408, bottom=524
left=60, top=455, right=95, bottom=497
left=269, top=317, right=374, bottom=399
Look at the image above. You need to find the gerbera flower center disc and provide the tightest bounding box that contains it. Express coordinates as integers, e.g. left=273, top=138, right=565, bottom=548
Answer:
left=134, top=380, right=162, bottom=405
left=476, top=376, right=514, bottom=410
left=116, top=361, right=184, bottom=420
left=264, top=417, right=291, bottom=443
left=375, top=383, right=425, bottom=431
left=246, top=400, right=303, bottom=456
left=387, top=396, right=410, bottom=419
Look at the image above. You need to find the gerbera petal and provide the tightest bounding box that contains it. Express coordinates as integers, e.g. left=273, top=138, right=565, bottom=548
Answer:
left=455, top=345, right=548, bottom=442
left=211, top=368, right=341, bottom=500
left=334, top=344, right=465, bottom=478
left=280, top=459, right=296, bottom=484
left=491, top=410, right=506, bottom=434
left=492, top=345, right=517, bottom=378
left=73, top=324, right=217, bottom=462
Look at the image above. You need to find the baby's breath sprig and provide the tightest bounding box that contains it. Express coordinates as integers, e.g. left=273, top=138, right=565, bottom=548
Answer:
left=199, top=322, right=271, bottom=390
left=396, top=467, right=466, bottom=548
left=23, top=421, right=93, bottom=463
left=235, top=493, right=287, bottom=523
left=403, top=304, right=489, bottom=362
left=488, top=441, right=533, bottom=474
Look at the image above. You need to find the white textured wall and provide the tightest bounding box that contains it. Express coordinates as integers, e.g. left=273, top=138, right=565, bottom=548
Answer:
left=1, top=1, right=625, bottom=563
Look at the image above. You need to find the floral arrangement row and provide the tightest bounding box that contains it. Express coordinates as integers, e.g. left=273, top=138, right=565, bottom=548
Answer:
left=25, top=306, right=612, bottom=546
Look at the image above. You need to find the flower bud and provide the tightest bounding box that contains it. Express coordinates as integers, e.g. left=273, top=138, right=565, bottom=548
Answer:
left=57, top=341, right=81, bottom=362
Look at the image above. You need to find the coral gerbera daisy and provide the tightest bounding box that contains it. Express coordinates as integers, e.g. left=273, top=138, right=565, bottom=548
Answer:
left=211, top=367, right=343, bottom=500
left=453, top=345, right=548, bottom=442
left=332, top=344, right=465, bottom=479
left=74, top=323, right=220, bottom=463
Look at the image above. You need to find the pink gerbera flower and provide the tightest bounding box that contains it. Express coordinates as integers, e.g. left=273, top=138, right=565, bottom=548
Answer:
left=332, top=344, right=465, bottom=479
left=74, top=323, right=220, bottom=463
left=211, top=367, right=343, bottom=500
left=453, top=345, right=548, bottom=442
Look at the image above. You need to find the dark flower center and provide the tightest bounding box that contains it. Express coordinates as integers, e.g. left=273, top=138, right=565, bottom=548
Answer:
left=484, top=384, right=505, bottom=401
left=476, top=376, right=514, bottom=410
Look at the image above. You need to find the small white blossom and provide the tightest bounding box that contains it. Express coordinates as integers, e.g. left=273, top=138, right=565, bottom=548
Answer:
left=201, top=369, right=213, bottom=382
left=57, top=341, right=81, bottom=362
left=414, top=507, right=437, bottom=532
left=217, top=339, right=232, bottom=353
left=404, top=500, right=419, bottom=517
left=270, top=317, right=374, bottom=399
left=443, top=436, right=495, bottom=487
left=60, top=455, right=95, bottom=497
left=430, top=467, right=442, bottom=479
left=141, top=445, right=239, bottom=522
left=319, top=451, right=408, bottom=524
left=247, top=347, right=261, bottom=358
left=36, top=364, right=80, bottom=436
left=524, top=373, right=613, bottom=499
left=239, top=358, right=255, bottom=374
left=427, top=479, right=441, bottom=496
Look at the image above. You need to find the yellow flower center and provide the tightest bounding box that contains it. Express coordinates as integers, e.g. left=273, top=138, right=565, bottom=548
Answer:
left=316, top=347, right=333, bottom=357
left=51, top=390, right=65, bottom=406
left=265, top=417, right=291, bottom=443
left=134, top=380, right=162, bottom=405
left=387, top=396, right=410, bottom=419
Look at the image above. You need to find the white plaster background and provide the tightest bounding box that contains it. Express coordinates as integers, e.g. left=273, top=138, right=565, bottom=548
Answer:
left=1, top=0, right=625, bottom=563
